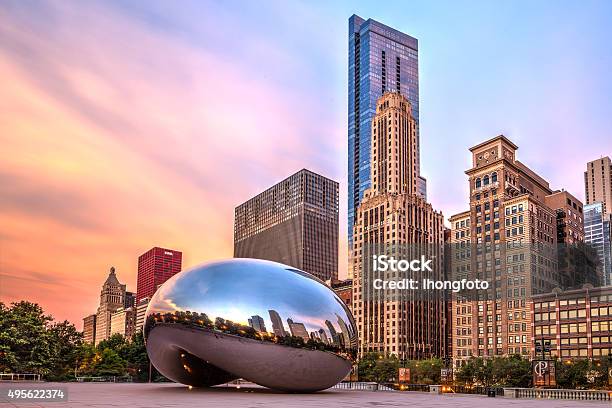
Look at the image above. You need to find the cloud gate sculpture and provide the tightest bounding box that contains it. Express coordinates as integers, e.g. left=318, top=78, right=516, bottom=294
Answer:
left=144, top=258, right=357, bottom=392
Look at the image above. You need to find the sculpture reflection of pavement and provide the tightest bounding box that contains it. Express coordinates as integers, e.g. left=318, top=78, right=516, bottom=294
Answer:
left=144, top=259, right=357, bottom=392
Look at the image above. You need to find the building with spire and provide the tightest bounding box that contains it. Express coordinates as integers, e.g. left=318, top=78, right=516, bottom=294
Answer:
left=94, top=266, right=126, bottom=345
left=351, top=92, right=446, bottom=360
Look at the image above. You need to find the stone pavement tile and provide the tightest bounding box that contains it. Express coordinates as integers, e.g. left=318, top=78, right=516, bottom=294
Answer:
left=0, top=383, right=609, bottom=408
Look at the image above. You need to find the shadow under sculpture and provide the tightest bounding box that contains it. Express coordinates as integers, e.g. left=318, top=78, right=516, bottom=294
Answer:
left=144, top=258, right=357, bottom=392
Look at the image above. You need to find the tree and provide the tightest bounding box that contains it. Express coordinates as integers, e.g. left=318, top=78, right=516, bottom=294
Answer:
left=556, top=359, right=592, bottom=389
left=358, top=353, right=400, bottom=382
left=456, top=356, right=531, bottom=387
left=0, top=301, right=54, bottom=376
left=75, top=342, right=98, bottom=377
left=456, top=359, right=476, bottom=385
left=96, top=333, right=127, bottom=354
left=456, top=357, right=492, bottom=386
left=47, top=320, right=83, bottom=380
left=122, top=331, right=151, bottom=381
left=490, top=355, right=531, bottom=387
left=407, top=358, right=442, bottom=384
left=95, top=348, right=126, bottom=377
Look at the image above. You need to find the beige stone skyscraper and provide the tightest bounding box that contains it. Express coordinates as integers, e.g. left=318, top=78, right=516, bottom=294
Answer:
left=585, top=156, right=612, bottom=217
left=352, top=92, right=446, bottom=360
left=95, top=267, right=126, bottom=345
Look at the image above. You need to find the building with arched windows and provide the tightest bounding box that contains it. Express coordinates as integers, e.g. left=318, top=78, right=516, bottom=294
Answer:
left=449, top=135, right=598, bottom=369
left=94, top=267, right=126, bottom=345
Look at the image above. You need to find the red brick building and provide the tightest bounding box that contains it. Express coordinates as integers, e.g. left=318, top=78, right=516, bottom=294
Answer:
left=330, top=279, right=352, bottom=311
left=136, top=247, right=182, bottom=302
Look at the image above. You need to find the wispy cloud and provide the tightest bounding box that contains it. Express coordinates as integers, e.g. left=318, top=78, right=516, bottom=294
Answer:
left=0, top=1, right=345, bottom=326
left=1, top=0, right=611, bottom=327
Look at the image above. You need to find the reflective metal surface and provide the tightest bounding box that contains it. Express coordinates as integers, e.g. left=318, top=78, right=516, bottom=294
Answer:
left=144, top=258, right=357, bottom=392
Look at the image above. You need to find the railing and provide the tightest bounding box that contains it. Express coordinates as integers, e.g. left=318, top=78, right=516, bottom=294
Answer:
left=332, top=382, right=381, bottom=391
left=0, top=373, right=41, bottom=382
left=75, top=376, right=133, bottom=383
left=334, top=382, right=502, bottom=395
left=449, top=385, right=505, bottom=396
left=334, top=382, right=433, bottom=393
left=504, top=388, right=612, bottom=401
left=335, top=382, right=610, bottom=401
left=382, top=383, right=430, bottom=392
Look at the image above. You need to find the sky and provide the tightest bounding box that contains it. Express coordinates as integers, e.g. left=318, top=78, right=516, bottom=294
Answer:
left=0, top=0, right=611, bottom=327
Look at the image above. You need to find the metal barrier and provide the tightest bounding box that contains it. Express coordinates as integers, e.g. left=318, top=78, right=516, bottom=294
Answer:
left=504, top=388, right=612, bottom=401
left=75, top=376, right=133, bottom=383
left=0, top=373, right=41, bottom=382
left=450, top=385, right=505, bottom=396
left=335, top=382, right=610, bottom=401
left=332, top=382, right=381, bottom=391
left=334, top=382, right=429, bottom=392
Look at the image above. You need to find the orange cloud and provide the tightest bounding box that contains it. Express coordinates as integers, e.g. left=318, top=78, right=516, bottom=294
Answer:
left=0, top=2, right=348, bottom=327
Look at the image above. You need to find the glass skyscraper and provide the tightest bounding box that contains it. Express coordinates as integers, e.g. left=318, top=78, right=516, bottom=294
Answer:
left=348, top=15, right=422, bottom=244
left=584, top=202, right=612, bottom=285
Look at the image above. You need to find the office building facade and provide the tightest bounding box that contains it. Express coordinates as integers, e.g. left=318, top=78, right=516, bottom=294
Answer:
left=544, top=190, right=584, bottom=245
left=135, top=297, right=150, bottom=334
left=110, top=307, right=136, bottom=339
left=234, top=169, right=339, bottom=281
left=585, top=156, right=612, bottom=217
left=352, top=92, right=446, bottom=360
left=136, top=247, right=182, bottom=303
left=533, top=286, right=612, bottom=360
left=124, top=291, right=135, bottom=309
left=584, top=202, right=612, bottom=285
left=82, top=314, right=96, bottom=344
left=449, top=135, right=561, bottom=367
left=331, top=279, right=353, bottom=311
left=348, top=15, right=422, bottom=244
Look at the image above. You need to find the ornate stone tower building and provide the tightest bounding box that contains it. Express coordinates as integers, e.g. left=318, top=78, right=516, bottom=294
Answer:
left=95, top=266, right=126, bottom=345
left=352, top=92, right=446, bottom=360
left=450, top=135, right=560, bottom=367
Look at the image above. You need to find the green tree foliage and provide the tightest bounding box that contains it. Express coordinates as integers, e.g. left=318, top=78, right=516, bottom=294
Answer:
left=47, top=320, right=84, bottom=380
left=96, top=333, right=127, bottom=354
left=357, top=353, right=400, bottom=382
left=0, top=301, right=57, bottom=377
left=555, top=359, right=611, bottom=390
left=122, top=331, right=160, bottom=382
left=405, top=358, right=442, bottom=384
left=0, top=301, right=131, bottom=380
left=455, top=355, right=530, bottom=387
left=95, top=348, right=126, bottom=376
left=490, top=355, right=531, bottom=387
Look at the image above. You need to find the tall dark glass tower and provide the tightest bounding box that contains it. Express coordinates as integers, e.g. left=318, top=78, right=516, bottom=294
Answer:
left=348, top=15, right=422, bottom=244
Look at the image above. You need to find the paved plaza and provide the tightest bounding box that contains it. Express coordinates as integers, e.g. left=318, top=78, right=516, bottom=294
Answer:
left=0, top=382, right=610, bottom=408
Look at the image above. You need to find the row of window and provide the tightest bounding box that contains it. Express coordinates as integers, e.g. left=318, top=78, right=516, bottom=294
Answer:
left=475, top=172, right=498, bottom=188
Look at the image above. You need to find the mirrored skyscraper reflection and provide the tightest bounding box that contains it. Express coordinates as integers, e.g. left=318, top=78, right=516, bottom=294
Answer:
left=144, top=259, right=356, bottom=391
